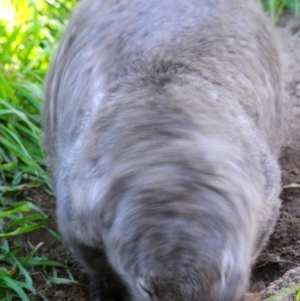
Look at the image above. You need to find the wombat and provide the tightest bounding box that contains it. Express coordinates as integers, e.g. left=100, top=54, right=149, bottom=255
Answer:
left=43, top=0, right=283, bottom=300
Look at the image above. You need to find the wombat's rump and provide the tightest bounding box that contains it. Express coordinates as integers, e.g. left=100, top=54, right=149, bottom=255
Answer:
left=43, top=0, right=283, bottom=300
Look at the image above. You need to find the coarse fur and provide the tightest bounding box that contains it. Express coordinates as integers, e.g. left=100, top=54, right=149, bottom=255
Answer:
left=43, top=0, right=283, bottom=300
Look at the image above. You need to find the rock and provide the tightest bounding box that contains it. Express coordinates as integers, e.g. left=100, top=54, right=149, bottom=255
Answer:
left=260, top=267, right=300, bottom=301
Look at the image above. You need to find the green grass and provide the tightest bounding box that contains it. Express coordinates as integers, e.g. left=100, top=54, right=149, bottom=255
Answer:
left=262, top=0, right=300, bottom=24
left=0, top=0, right=76, bottom=190
left=0, top=199, right=76, bottom=300
left=0, top=0, right=299, bottom=300
left=0, top=0, right=77, bottom=299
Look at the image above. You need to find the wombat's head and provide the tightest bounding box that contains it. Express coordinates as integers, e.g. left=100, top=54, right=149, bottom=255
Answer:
left=132, top=255, right=247, bottom=301
left=106, top=171, right=256, bottom=301
left=134, top=270, right=244, bottom=301
left=126, top=223, right=250, bottom=301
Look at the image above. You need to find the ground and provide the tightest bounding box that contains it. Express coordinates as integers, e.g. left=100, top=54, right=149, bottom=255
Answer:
left=22, top=12, right=300, bottom=301
left=249, top=13, right=300, bottom=299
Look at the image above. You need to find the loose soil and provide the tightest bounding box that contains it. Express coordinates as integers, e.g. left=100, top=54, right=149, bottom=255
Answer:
left=21, top=12, right=300, bottom=301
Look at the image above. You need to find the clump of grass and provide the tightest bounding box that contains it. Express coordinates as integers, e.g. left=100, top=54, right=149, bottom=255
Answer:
left=0, top=198, right=76, bottom=301
left=0, top=0, right=77, bottom=190
left=262, top=0, right=300, bottom=24
left=0, top=0, right=77, bottom=299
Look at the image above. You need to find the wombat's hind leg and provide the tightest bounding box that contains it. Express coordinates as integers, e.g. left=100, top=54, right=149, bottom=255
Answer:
left=70, top=240, right=130, bottom=301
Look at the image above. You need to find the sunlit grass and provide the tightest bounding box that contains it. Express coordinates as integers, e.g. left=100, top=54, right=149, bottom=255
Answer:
left=0, top=0, right=77, bottom=299
left=0, top=0, right=76, bottom=190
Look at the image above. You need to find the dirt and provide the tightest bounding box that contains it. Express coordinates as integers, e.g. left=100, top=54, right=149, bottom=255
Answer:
left=249, top=12, right=300, bottom=298
left=19, top=12, right=300, bottom=301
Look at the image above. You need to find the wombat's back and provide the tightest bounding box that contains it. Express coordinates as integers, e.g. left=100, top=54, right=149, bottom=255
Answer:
left=43, top=1, right=282, bottom=300
left=44, top=0, right=282, bottom=165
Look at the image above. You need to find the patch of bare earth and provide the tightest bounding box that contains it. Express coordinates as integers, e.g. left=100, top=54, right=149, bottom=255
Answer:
left=250, top=12, right=300, bottom=301
left=21, top=12, right=300, bottom=301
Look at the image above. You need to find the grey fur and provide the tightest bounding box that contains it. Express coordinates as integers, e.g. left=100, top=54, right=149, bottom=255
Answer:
left=43, top=0, right=283, bottom=300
